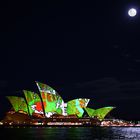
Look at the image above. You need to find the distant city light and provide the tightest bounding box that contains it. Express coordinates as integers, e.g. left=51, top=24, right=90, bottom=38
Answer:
left=128, top=8, right=137, bottom=17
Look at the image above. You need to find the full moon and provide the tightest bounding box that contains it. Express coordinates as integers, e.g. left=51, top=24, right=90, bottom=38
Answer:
left=128, top=8, right=137, bottom=17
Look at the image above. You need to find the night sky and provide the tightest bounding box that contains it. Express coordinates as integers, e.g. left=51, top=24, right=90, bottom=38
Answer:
left=0, top=0, right=140, bottom=120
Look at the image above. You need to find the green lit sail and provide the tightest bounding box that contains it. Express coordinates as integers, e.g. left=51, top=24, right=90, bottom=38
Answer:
left=40, top=92, right=61, bottom=114
left=84, top=107, right=95, bottom=117
left=93, top=107, right=115, bottom=121
left=67, top=103, right=84, bottom=117
left=6, top=96, right=28, bottom=114
left=36, top=81, right=64, bottom=115
left=23, top=90, right=44, bottom=115
left=36, top=81, right=58, bottom=95
left=67, top=98, right=90, bottom=117
left=56, top=108, right=62, bottom=115
left=35, top=81, right=64, bottom=102
left=67, top=98, right=90, bottom=108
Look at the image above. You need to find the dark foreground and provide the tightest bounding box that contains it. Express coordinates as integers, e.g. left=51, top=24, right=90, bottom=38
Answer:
left=0, top=127, right=140, bottom=140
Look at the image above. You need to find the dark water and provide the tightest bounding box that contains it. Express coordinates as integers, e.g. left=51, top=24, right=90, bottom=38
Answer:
left=0, top=127, right=140, bottom=140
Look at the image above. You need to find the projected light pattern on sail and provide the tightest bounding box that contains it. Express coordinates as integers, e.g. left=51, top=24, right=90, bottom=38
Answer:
left=23, top=90, right=44, bottom=115
left=93, top=107, right=115, bottom=121
left=36, top=81, right=65, bottom=116
left=84, top=107, right=95, bottom=117
left=6, top=81, right=115, bottom=120
left=7, top=96, right=29, bottom=114
left=67, top=98, right=90, bottom=117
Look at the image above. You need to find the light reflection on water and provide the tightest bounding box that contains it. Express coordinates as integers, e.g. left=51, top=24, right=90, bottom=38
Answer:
left=0, top=127, right=140, bottom=140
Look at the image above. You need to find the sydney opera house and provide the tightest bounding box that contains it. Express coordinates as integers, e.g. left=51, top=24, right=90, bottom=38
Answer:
left=1, top=81, right=115, bottom=126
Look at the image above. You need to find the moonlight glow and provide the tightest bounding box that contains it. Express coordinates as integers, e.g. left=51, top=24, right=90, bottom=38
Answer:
left=128, top=8, right=137, bottom=17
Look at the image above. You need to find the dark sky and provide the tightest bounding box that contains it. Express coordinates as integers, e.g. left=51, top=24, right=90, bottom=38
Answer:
left=0, top=0, right=140, bottom=120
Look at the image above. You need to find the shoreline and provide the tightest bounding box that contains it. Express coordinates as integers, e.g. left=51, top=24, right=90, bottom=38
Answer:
left=0, top=125, right=140, bottom=128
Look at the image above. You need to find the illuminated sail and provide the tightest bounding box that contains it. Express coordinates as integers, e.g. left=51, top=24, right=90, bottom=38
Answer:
left=6, top=96, right=28, bottom=114
left=40, top=92, right=62, bottom=116
left=93, top=107, right=115, bottom=121
left=36, top=81, right=58, bottom=95
left=23, top=90, right=44, bottom=115
left=84, top=107, right=95, bottom=117
left=67, top=98, right=90, bottom=117
left=56, top=108, right=63, bottom=115
left=36, top=81, right=65, bottom=115
left=67, top=103, right=84, bottom=117
left=67, top=98, right=90, bottom=108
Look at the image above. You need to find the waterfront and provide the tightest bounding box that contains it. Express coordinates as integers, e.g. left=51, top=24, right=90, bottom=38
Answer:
left=0, top=127, right=140, bottom=140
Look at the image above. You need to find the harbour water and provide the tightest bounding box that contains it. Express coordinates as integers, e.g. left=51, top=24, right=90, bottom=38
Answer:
left=0, top=127, right=140, bottom=140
